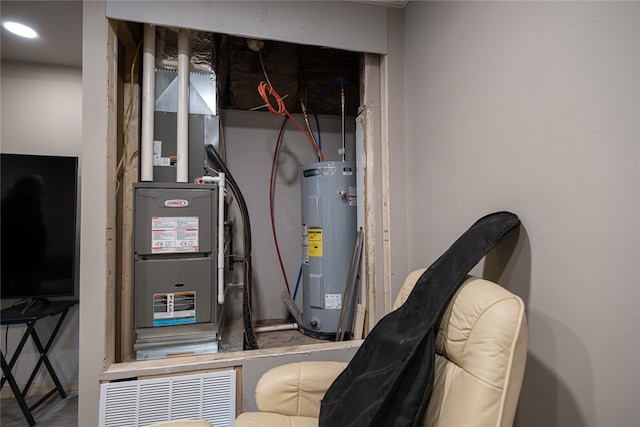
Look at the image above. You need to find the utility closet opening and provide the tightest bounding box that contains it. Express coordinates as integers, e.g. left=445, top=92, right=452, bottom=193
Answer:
left=112, top=20, right=371, bottom=363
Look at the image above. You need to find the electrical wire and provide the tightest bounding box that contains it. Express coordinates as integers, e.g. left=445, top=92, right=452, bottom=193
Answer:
left=257, top=50, right=326, bottom=162
left=257, top=49, right=330, bottom=296
left=218, top=112, right=227, bottom=163
left=293, top=265, right=302, bottom=301
left=300, top=100, right=320, bottom=161
left=259, top=58, right=348, bottom=308
left=269, top=114, right=293, bottom=295
left=309, top=76, right=345, bottom=159
left=115, top=41, right=142, bottom=194
left=310, top=76, right=344, bottom=105
left=205, top=144, right=259, bottom=350
left=313, top=113, right=322, bottom=151
left=267, top=96, right=316, bottom=298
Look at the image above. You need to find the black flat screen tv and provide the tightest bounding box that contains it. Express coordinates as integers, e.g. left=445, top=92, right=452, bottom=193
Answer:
left=1, top=153, right=79, bottom=308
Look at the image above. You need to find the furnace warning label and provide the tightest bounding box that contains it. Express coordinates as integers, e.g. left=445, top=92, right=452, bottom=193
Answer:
left=151, top=216, right=199, bottom=254
left=308, top=228, right=323, bottom=257
left=153, top=292, right=196, bottom=326
left=325, top=294, right=342, bottom=310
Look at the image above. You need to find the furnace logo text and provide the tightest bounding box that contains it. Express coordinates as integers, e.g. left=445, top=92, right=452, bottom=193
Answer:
left=164, top=199, right=189, bottom=207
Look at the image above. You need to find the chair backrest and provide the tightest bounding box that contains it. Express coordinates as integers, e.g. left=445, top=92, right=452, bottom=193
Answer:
left=393, top=270, right=528, bottom=427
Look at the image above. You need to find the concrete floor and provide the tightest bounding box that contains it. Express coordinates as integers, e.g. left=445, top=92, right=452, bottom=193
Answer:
left=1, top=389, right=78, bottom=427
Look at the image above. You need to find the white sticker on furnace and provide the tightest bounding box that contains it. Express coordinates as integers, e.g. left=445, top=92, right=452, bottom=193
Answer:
left=153, top=140, right=162, bottom=166
left=151, top=216, right=199, bottom=254
left=325, top=294, right=342, bottom=310
left=349, top=187, right=357, bottom=207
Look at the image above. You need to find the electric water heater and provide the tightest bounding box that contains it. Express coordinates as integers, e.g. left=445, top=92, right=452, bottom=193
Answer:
left=300, top=161, right=357, bottom=338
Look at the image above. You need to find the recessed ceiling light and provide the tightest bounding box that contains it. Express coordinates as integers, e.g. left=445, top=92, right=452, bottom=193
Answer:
left=3, top=21, right=39, bottom=39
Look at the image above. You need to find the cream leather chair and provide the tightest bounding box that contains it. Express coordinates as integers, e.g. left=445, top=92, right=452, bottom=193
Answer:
left=233, top=270, right=528, bottom=427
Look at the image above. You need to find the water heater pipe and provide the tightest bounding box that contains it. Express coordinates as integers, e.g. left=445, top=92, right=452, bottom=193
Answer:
left=254, top=323, right=298, bottom=333
left=140, top=24, right=156, bottom=182
left=176, top=28, right=190, bottom=183
left=197, top=174, right=226, bottom=305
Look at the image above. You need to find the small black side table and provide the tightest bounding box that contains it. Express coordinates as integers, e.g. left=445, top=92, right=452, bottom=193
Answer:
left=1, top=299, right=78, bottom=426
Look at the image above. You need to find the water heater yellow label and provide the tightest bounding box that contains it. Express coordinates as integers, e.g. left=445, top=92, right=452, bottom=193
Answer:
left=308, top=228, right=323, bottom=257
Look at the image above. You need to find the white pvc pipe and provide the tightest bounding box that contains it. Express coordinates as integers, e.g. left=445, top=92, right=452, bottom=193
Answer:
left=140, top=24, right=156, bottom=182
left=255, top=323, right=299, bottom=333
left=197, top=174, right=226, bottom=305
left=216, top=173, right=226, bottom=304
left=176, top=28, right=190, bottom=183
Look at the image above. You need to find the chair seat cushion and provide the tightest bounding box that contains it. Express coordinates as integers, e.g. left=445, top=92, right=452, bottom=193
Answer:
left=234, top=412, right=318, bottom=427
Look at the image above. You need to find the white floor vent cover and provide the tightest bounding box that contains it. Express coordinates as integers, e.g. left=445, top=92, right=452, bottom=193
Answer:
left=99, top=369, right=236, bottom=427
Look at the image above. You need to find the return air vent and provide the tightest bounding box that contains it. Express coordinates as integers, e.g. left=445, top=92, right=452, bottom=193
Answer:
left=99, top=369, right=236, bottom=427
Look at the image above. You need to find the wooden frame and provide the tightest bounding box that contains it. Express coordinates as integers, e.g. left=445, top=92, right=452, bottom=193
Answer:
left=103, top=18, right=390, bottom=378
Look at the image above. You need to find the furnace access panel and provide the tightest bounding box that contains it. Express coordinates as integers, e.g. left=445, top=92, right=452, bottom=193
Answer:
left=133, top=183, right=218, bottom=331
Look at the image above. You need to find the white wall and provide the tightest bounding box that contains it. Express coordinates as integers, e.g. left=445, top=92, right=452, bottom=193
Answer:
left=79, top=1, right=109, bottom=425
left=106, top=0, right=388, bottom=54
left=0, top=61, right=81, bottom=393
left=384, top=7, right=409, bottom=307
left=1, top=61, right=81, bottom=156
left=403, top=2, right=639, bottom=426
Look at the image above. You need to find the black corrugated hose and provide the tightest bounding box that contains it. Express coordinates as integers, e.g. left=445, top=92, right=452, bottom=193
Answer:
left=205, top=144, right=259, bottom=350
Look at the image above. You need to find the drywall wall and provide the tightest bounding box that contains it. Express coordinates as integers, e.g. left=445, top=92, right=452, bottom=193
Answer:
left=106, top=0, right=388, bottom=55
left=0, top=61, right=81, bottom=393
left=1, top=61, right=81, bottom=156
left=383, top=7, right=409, bottom=309
left=78, top=1, right=109, bottom=425
left=403, top=2, right=639, bottom=426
